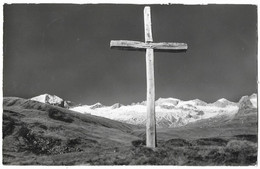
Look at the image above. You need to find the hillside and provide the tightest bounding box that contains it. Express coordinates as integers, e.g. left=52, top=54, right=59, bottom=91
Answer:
left=3, top=97, right=140, bottom=165
left=3, top=95, right=257, bottom=165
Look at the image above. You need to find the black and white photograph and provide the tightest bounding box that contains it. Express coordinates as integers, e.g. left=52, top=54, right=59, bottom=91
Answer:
left=2, top=1, right=258, bottom=166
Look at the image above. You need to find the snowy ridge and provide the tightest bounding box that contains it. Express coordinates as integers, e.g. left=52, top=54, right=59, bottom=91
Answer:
left=249, top=94, right=257, bottom=108
left=30, top=94, right=75, bottom=108
left=71, top=103, right=238, bottom=127
left=31, top=94, right=63, bottom=105
left=69, top=95, right=256, bottom=128
left=210, top=98, right=237, bottom=108
left=30, top=93, right=256, bottom=128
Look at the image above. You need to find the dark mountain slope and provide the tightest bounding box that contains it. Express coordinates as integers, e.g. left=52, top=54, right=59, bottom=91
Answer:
left=3, top=97, right=140, bottom=165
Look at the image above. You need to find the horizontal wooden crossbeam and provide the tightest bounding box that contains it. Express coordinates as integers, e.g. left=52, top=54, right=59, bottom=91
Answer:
left=110, top=6, right=188, bottom=148
left=110, top=40, right=188, bottom=52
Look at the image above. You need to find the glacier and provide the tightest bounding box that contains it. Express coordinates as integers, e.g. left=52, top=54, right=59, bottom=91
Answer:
left=30, top=93, right=257, bottom=128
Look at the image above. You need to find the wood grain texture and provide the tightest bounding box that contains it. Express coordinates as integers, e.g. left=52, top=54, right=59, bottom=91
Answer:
left=144, top=6, right=153, bottom=42
left=144, top=6, right=156, bottom=148
left=145, top=48, right=156, bottom=148
left=110, top=40, right=188, bottom=51
left=110, top=6, right=188, bottom=149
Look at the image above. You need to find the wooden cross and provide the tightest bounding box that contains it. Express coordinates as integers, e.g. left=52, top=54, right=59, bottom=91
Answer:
left=110, top=6, right=188, bottom=148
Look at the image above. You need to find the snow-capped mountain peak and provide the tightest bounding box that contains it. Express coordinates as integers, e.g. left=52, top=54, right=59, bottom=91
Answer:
left=249, top=93, right=257, bottom=108
left=90, top=102, right=104, bottom=109
left=30, top=94, right=76, bottom=108
left=69, top=95, right=256, bottom=128
left=211, top=98, right=236, bottom=108
left=31, top=94, right=63, bottom=105
left=239, top=94, right=257, bottom=109
left=218, top=98, right=228, bottom=102
left=156, top=98, right=180, bottom=106
left=31, top=93, right=257, bottom=128
left=111, top=103, right=124, bottom=109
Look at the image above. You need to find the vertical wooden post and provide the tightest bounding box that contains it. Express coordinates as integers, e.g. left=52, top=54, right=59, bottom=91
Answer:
left=144, top=6, right=153, bottom=42
left=110, top=6, right=187, bottom=148
left=144, top=6, right=156, bottom=148
left=146, top=48, right=156, bottom=148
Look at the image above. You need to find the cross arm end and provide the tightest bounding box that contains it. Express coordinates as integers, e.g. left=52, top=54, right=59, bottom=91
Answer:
left=110, top=40, right=146, bottom=51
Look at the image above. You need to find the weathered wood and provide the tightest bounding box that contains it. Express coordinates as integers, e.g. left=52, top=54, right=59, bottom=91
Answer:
left=146, top=48, right=156, bottom=148
left=110, top=40, right=188, bottom=51
left=144, top=6, right=156, bottom=148
left=110, top=6, right=188, bottom=149
left=144, top=6, right=153, bottom=42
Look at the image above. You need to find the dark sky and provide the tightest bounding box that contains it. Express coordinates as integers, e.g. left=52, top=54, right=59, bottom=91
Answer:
left=3, top=4, right=257, bottom=105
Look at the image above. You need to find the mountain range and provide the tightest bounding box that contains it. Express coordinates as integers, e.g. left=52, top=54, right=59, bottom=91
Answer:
left=3, top=93, right=258, bottom=165
left=30, top=93, right=257, bottom=128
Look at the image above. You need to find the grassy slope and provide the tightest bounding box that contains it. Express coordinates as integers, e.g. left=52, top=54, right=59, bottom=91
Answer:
left=2, top=97, right=258, bottom=165
left=3, top=97, right=140, bottom=165
left=132, top=109, right=257, bottom=141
